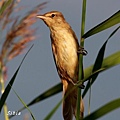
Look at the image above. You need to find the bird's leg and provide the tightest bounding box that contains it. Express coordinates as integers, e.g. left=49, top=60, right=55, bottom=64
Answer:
left=68, top=78, right=85, bottom=89
left=76, top=80, right=85, bottom=89
left=77, top=46, right=88, bottom=55
left=78, top=84, right=85, bottom=89
left=76, top=46, right=87, bottom=89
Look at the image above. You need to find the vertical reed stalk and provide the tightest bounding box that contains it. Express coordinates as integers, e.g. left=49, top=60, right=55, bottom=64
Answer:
left=76, top=0, right=87, bottom=119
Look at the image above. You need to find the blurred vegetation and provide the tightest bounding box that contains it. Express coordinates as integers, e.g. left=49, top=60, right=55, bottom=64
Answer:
left=0, top=0, right=47, bottom=120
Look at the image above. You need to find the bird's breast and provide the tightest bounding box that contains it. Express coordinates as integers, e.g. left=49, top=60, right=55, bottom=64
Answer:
left=51, top=29, right=78, bottom=79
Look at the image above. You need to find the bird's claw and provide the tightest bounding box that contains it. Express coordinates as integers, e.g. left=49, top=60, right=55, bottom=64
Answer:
left=74, top=80, right=85, bottom=89
left=70, top=79, right=85, bottom=89
left=77, top=46, right=88, bottom=55
left=78, top=84, right=85, bottom=89
left=79, top=84, right=85, bottom=89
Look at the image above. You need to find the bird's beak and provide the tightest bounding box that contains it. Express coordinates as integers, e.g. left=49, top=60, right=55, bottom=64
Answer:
left=36, top=15, right=46, bottom=20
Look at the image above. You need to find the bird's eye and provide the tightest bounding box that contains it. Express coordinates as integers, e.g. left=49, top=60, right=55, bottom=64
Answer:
left=51, top=14, right=55, bottom=18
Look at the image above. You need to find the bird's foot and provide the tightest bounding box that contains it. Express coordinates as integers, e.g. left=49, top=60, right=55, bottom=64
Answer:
left=79, top=84, right=85, bottom=89
left=71, top=80, right=85, bottom=89
left=69, top=78, right=85, bottom=89
left=77, top=46, right=88, bottom=55
left=74, top=80, right=85, bottom=89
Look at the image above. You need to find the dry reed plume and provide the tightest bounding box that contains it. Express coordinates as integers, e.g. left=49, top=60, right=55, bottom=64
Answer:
left=0, top=0, right=47, bottom=81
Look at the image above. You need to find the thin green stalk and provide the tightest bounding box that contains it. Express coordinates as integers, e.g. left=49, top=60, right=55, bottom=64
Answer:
left=88, top=80, right=92, bottom=114
left=76, top=0, right=87, bottom=119
left=0, top=0, right=13, bottom=15
left=0, top=64, right=9, bottom=120
left=3, top=103, right=9, bottom=120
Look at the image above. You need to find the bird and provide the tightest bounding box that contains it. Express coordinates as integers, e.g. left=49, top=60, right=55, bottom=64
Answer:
left=37, top=11, right=87, bottom=120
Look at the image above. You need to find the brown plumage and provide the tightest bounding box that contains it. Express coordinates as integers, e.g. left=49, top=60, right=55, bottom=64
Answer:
left=37, top=11, right=87, bottom=120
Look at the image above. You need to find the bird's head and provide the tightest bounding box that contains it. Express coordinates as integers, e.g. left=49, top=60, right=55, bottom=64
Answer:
left=37, top=11, right=68, bottom=29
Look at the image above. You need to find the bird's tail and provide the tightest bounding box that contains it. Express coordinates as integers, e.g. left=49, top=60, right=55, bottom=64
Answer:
left=62, top=79, right=84, bottom=120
